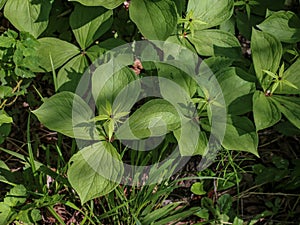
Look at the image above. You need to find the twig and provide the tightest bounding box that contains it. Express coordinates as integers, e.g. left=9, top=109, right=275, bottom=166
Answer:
left=0, top=79, right=23, bottom=109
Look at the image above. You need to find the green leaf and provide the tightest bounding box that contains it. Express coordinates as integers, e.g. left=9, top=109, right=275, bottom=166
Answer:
left=257, top=11, right=300, bottom=43
left=271, top=96, right=300, bottom=129
left=236, top=11, right=263, bottom=40
left=116, top=99, right=180, bottom=139
left=68, top=0, right=123, bottom=9
left=70, top=4, right=113, bottom=49
left=4, top=185, right=27, bottom=207
left=0, top=35, right=15, bottom=48
left=0, top=148, right=43, bottom=172
left=14, top=67, right=35, bottom=78
left=217, top=172, right=241, bottom=191
left=156, top=63, right=197, bottom=97
left=57, top=54, right=89, bottom=92
left=222, top=115, right=259, bottom=156
left=194, top=208, right=209, bottom=220
left=216, top=67, right=255, bottom=115
left=272, top=156, right=289, bottom=169
left=35, top=37, right=80, bottom=72
left=235, top=67, right=258, bottom=83
left=191, top=182, right=206, bottom=195
left=68, top=141, right=123, bottom=204
left=0, top=160, right=9, bottom=172
left=173, top=118, right=208, bottom=156
left=129, top=0, right=177, bottom=40
left=187, top=29, right=241, bottom=58
left=0, top=110, right=12, bottom=125
left=187, top=0, right=234, bottom=30
left=0, top=202, right=15, bottom=225
left=0, top=0, right=7, bottom=10
left=155, top=66, right=206, bottom=156
left=141, top=202, right=182, bottom=224
left=33, top=92, right=98, bottom=140
left=165, top=34, right=197, bottom=54
left=253, top=91, right=281, bottom=130
left=274, top=59, right=300, bottom=94
left=233, top=217, right=244, bottom=225
left=253, top=164, right=288, bottom=184
left=201, top=197, right=216, bottom=215
left=251, top=0, right=285, bottom=17
left=0, top=160, right=12, bottom=185
left=0, top=123, right=11, bottom=145
left=251, top=29, right=282, bottom=90
left=4, top=0, right=52, bottom=38
left=275, top=121, right=300, bottom=136
left=150, top=207, right=200, bottom=224
left=220, top=16, right=236, bottom=34
left=92, top=67, right=139, bottom=114
left=203, top=57, right=234, bottom=74
left=86, top=38, right=126, bottom=62
left=13, top=48, right=23, bottom=66
left=217, top=194, right=232, bottom=214
left=17, top=209, right=42, bottom=224
left=30, top=209, right=42, bottom=223
left=173, top=0, right=186, bottom=16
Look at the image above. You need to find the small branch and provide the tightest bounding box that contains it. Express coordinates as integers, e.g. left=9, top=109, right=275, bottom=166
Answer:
left=0, top=79, right=23, bottom=109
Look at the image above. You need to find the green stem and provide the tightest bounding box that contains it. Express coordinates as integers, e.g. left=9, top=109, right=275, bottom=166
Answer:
left=47, top=206, right=67, bottom=225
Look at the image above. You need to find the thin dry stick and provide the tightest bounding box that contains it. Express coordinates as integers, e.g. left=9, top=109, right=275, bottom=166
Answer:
left=0, top=79, right=23, bottom=109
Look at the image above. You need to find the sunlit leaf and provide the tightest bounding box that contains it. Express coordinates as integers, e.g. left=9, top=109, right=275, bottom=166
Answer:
left=68, top=142, right=123, bottom=204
